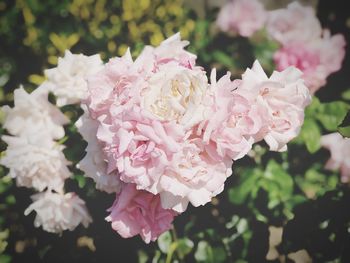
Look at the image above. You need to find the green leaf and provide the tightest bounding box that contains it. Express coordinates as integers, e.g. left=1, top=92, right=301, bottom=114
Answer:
left=300, top=119, right=321, bottom=153
left=342, top=89, right=350, bottom=100
left=195, top=241, right=214, bottom=263
left=0, top=254, right=11, bottom=263
left=73, top=174, right=86, bottom=188
left=338, top=111, right=350, bottom=137
left=295, top=167, right=339, bottom=199
left=5, top=195, right=15, bottom=205
left=305, top=96, right=321, bottom=117
left=152, top=250, right=162, bottom=263
left=316, top=101, right=349, bottom=131
left=138, top=250, right=149, bottom=263
left=338, top=126, right=350, bottom=137
left=228, top=169, right=261, bottom=205
left=264, top=160, right=293, bottom=197
left=212, top=50, right=235, bottom=69
left=176, top=238, right=194, bottom=259
left=212, top=246, right=227, bottom=263
left=157, top=231, right=172, bottom=254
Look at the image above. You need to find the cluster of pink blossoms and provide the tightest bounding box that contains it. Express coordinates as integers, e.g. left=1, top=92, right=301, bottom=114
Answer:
left=269, top=2, right=346, bottom=94
left=216, top=1, right=346, bottom=94
left=78, top=33, right=311, bottom=243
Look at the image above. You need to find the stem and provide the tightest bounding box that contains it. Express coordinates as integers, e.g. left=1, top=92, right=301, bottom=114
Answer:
left=171, top=225, right=178, bottom=243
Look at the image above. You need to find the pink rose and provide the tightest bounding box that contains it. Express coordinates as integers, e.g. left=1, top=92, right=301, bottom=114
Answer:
left=199, top=70, right=263, bottom=161
left=85, top=34, right=224, bottom=213
left=159, top=139, right=232, bottom=212
left=274, top=31, right=346, bottom=94
left=266, top=2, right=322, bottom=45
left=106, top=184, right=176, bottom=243
left=217, top=0, right=267, bottom=37
left=238, top=61, right=311, bottom=151
left=321, top=133, right=350, bottom=183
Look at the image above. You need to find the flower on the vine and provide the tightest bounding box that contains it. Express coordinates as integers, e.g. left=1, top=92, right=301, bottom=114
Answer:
left=0, top=135, right=71, bottom=192
left=106, top=184, right=176, bottom=243
left=44, top=50, right=103, bottom=106
left=25, top=191, right=92, bottom=234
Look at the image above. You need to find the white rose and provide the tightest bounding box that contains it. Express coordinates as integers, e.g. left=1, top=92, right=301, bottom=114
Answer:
left=45, top=50, right=103, bottom=106
left=0, top=135, right=71, bottom=192
left=24, top=191, right=92, bottom=234
left=2, top=86, right=68, bottom=140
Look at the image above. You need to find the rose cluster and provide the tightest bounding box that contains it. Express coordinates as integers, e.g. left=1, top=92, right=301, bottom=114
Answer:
left=217, top=1, right=346, bottom=94
left=74, top=33, right=311, bottom=242
left=0, top=52, right=99, bottom=233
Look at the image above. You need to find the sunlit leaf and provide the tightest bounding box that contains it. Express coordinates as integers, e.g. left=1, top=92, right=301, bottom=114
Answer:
left=158, top=231, right=172, bottom=254
left=228, top=169, right=261, bottom=205
left=194, top=241, right=214, bottom=263
left=316, top=101, right=349, bottom=131
left=300, top=119, right=321, bottom=153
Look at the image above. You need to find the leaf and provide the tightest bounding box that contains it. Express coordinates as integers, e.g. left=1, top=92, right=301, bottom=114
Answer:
left=28, top=74, right=45, bottom=85
left=338, top=126, right=350, bottom=137
left=212, top=50, right=235, bottom=69
left=138, top=250, right=149, bottom=263
left=338, top=111, right=350, bottom=137
left=295, top=167, right=339, bottom=199
left=300, top=119, right=321, bottom=153
left=316, top=101, right=349, bottom=131
left=212, top=246, right=227, bottom=263
left=49, top=33, right=66, bottom=53
left=228, top=169, right=261, bottom=205
left=157, top=231, right=172, bottom=254
left=264, top=160, right=293, bottom=197
left=73, top=174, right=86, bottom=188
left=342, top=89, right=350, bottom=100
left=5, top=195, right=15, bottom=205
left=194, top=241, right=214, bottom=263
left=152, top=250, right=162, bottom=263
left=176, top=238, right=194, bottom=259
left=0, top=254, right=11, bottom=263
left=304, top=96, right=321, bottom=117
left=67, top=33, right=80, bottom=47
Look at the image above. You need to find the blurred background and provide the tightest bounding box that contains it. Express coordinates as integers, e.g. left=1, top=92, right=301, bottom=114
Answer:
left=0, top=0, right=350, bottom=262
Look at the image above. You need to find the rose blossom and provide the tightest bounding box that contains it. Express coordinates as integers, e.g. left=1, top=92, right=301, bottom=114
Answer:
left=76, top=106, right=121, bottom=194
left=24, top=191, right=92, bottom=234
left=85, top=33, right=228, bottom=212
left=44, top=50, right=103, bottom=106
left=198, top=69, right=263, bottom=161
left=216, top=0, right=267, bottom=37
left=237, top=60, right=311, bottom=152
left=321, top=133, right=350, bottom=183
left=274, top=30, right=346, bottom=94
left=266, top=2, right=322, bottom=45
left=2, top=86, right=68, bottom=140
left=106, top=183, right=176, bottom=243
left=142, top=62, right=208, bottom=129
left=159, top=139, right=232, bottom=212
left=0, top=135, right=71, bottom=192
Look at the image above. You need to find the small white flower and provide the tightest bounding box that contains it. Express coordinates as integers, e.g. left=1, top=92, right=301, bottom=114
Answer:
left=45, top=50, right=103, bottom=106
left=76, top=107, right=121, bottom=194
left=2, top=86, right=68, bottom=140
left=24, top=191, right=92, bottom=234
left=0, top=135, right=71, bottom=192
